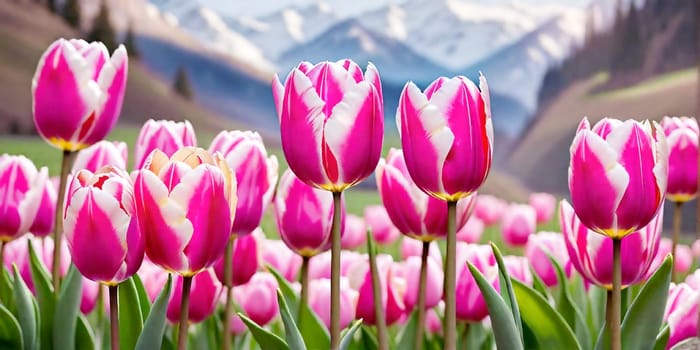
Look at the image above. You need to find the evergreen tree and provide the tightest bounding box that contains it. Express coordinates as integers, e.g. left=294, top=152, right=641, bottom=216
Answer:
left=123, top=23, right=139, bottom=58
left=87, top=0, right=117, bottom=52
left=610, top=3, right=644, bottom=74
left=173, top=66, right=194, bottom=100
left=63, top=0, right=81, bottom=29
left=47, top=0, right=57, bottom=13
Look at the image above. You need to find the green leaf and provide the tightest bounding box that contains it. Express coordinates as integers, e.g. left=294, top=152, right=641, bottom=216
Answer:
left=549, top=255, right=591, bottom=350
left=511, top=279, right=581, bottom=350
left=28, top=241, right=55, bottom=350
left=339, top=319, right=363, bottom=350
left=653, top=325, right=669, bottom=350
left=132, top=274, right=152, bottom=319
left=359, top=326, right=378, bottom=350
left=135, top=275, right=172, bottom=350
left=395, top=310, right=419, bottom=349
left=530, top=267, right=550, bottom=299
left=621, top=255, right=672, bottom=350
left=75, top=315, right=95, bottom=350
left=238, top=312, right=289, bottom=350
left=588, top=286, right=607, bottom=346
left=0, top=267, right=15, bottom=314
left=277, top=290, right=306, bottom=350
left=463, top=322, right=489, bottom=349
left=53, top=264, right=83, bottom=350
left=12, top=266, right=37, bottom=350
left=491, top=242, right=524, bottom=343
left=118, top=278, right=145, bottom=350
left=467, top=262, right=524, bottom=350
left=0, top=303, right=23, bottom=349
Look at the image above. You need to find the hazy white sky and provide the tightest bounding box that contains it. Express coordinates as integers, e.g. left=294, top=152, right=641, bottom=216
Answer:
left=203, top=0, right=591, bottom=18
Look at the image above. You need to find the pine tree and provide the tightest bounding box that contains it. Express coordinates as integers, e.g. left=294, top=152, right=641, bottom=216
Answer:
left=610, top=3, right=644, bottom=73
left=173, top=66, right=194, bottom=100
left=123, top=23, right=139, bottom=58
left=87, top=0, right=117, bottom=52
left=63, top=0, right=81, bottom=29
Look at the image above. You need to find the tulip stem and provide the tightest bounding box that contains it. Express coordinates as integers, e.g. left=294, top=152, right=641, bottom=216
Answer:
left=672, top=201, right=683, bottom=282
left=177, top=275, right=193, bottom=350
left=330, top=191, right=342, bottom=350
left=223, top=236, right=236, bottom=350
left=109, top=285, right=120, bottom=350
left=52, top=149, right=77, bottom=292
left=0, top=241, right=5, bottom=269
left=444, top=200, right=458, bottom=350
left=609, top=238, right=622, bottom=350
left=414, top=241, right=430, bottom=350
left=299, top=256, right=310, bottom=322
left=367, top=230, right=389, bottom=350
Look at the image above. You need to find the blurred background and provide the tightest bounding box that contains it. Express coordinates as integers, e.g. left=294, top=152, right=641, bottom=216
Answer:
left=0, top=0, right=698, bottom=226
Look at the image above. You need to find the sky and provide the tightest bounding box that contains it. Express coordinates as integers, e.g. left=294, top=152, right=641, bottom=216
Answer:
left=202, top=0, right=592, bottom=18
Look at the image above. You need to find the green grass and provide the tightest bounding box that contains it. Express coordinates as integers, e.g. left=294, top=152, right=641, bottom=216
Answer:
left=591, top=68, right=697, bottom=100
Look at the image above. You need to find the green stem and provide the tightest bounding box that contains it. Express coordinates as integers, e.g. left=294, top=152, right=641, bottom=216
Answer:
left=299, top=256, right=310, bottom=322
left=610, top=238, right=622, bottom=350
left=368, top=230, right=389, bottom=350
left=460, top=322, right=471, bottom=350
left=444, top=201, right=458, bottom=350
left=109, top=285, right=120, bottom=350
left=330, top=191, right=342, bottom=350
left=414, top=241, right=430, bottom=350
left=0, top=241, right=5, bottom=270
left=223, top=236, right=235, bottom=350
left=672, top=201, right=683, bottom=282
left=177, top=276, right=193, bottom=350
left=52, top=149, right=77, bottom=292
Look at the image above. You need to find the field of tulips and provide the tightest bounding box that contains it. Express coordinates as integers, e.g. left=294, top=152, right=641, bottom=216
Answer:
left=1, top=37, right=700, bottom=350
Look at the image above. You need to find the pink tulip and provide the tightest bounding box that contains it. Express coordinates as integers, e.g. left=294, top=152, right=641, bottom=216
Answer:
left=456, top=217, right=484, bottom=243
left=275, top=169, right=343, bottom=257
left=529, top=192, right=556, bottom=224
left=561, top=199, right=661, bottom=288
left=503, top=256, right=533, bottom=285
left=261, top=239, right=303, bottom=282
left=474, top=194, right=507, bottom=226
left=209, top=130, right=278, bottom=235
left=397, top=75, right=493, bottom=202
left=569, top=118, right=668, bottom=238
left=341, top=214, right=366, bottom=250
left=213, top=233, right=260, bottom=287
left=72, top=141, right=128, bottom=173
left=650, top=238, right=693, bottom=276
left=664, top=283, right=699, bottom=349
left=167, top=269, right=222, bottom=324
left=400, top=237, right=443, bottom=267
left=0, top=155, right=50, bottom=241
left=425, top=307, right=443, bottom=335
left=693, top=240, right=700, bottom=258
left=661, top=116, right=698, bottom=203
left=501, top=204, right=536, bottom=246
left=29, top=171, right=57, bottom=237
left=375, top=148, right=476, bottom=241
left=227, top=312, right=248, bottom=335
left=401, top=255, right=443, bottom=311
left=348, top=254, right=405, bottom=326
left=64, top=167, right=144, bottom=284
left=308, top=278, right=357, bottom=330
left=138, top=259, right=170, bottom=302
left=32, top=39, right=128, bottom=151
left=364, top=205, right=400, bottom=245
left=134, top=148, right=236, bottom=276
left=134, top=119, right=197, bottom=170
left=273, top=60, right=384, bottom=192
left=308, top=250, right=364, bottom=280
left=684, top=270, right=700, bottom=290
left=236, top=272, right=279, bottom=326
left=455, top=243, right=498, bottom=322
left=525, top=232, right=571, bottom=287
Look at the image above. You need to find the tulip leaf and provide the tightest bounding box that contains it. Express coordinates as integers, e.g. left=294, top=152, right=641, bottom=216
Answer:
left=118, top=278, right=144, bottom=350
left=653, top=324, right=669, bottom=350
left=0, top=303, right=23, bottom=349
left=620, top=255, right=672, bottom=350
left=53, top=264, right=82, bottom=350
left=529, top=267, right=550, bottom=299
left=491, top=242, right=524, bottom=342
left=463, top=322, right=490, bottom=349
left=549, top=255, right=591, bottom=350
left=0, top=266, right=15, bottom=314
left=511, top=279, right=581, bottom=350
left=588, top=286, right=607, bottom=346
left=75, top=314, right=95, bottom=350
left=277, top=290, right=307, bottom=350
left=131, top=274, right=152, bottom=319
left=395, top=310, right=419, bottom=350
left=12, top=266, right=37, bottom=350
left=339, top=319, right=363, bottom=350
left=135, top=275, right=172, bottom=350
left=359, top=326, right=378, bottom=350
left=28, top=241, right=55, bottom=350
left=238, top=312, right=290, bottom=350
left=467, top=262, right=524, bottom=350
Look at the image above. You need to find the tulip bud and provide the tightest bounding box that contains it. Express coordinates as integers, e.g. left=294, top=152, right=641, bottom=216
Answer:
left=456, top=217, right=484, bottom=244
left=236, top=272, right=279, bottom=326
left=0, top=155, right=50, bottom=241
left=402, top=255, right=443, bottom=311
left=308, top=278, right=357, bottom=330
left=261, top=238, right=303, bottom=282
left=501, top=204, right=536, bottom=246
left=341, top=214, right=366, bottom=250
left=525, top=232, right=570, bottom=287
left=134, top=119, right=197, bottom=170
left=664, top=283, right=699, bottom=349
left=455, top=243, right=498, bottom=322
left=167, top=269, right=222, bottom=324
left=503, top=256, right=533, bottom=286
left=474, top=194, right=506, bottom=226
left=308, top=250, right=364, bottom=280
left=364, top=205, right=400, bottom=246
left=29, top=172, right=57, bottom=237
left=660, top=116, right=698, bottom=203
left=348, top=254, right=406, bottom=326
left=32, top=39, right=128, bottom=151
left=400, top=237, right=443, bottom=267
left=72, top=140, right=128, bottom=173
left=529, top=192, right=556, bottom=224
left=213, top=233, right=260, bottom=287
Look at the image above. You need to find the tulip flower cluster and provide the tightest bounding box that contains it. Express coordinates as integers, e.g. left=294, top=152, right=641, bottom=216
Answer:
left=1, top=37, right=694, bottom=350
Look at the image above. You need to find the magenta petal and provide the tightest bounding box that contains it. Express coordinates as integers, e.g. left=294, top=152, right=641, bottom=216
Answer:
left=85, top=46, right=128, bottom=145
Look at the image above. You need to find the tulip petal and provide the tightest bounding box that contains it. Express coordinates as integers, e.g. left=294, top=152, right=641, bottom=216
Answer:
left=85, top=45, right=128, bottom=145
